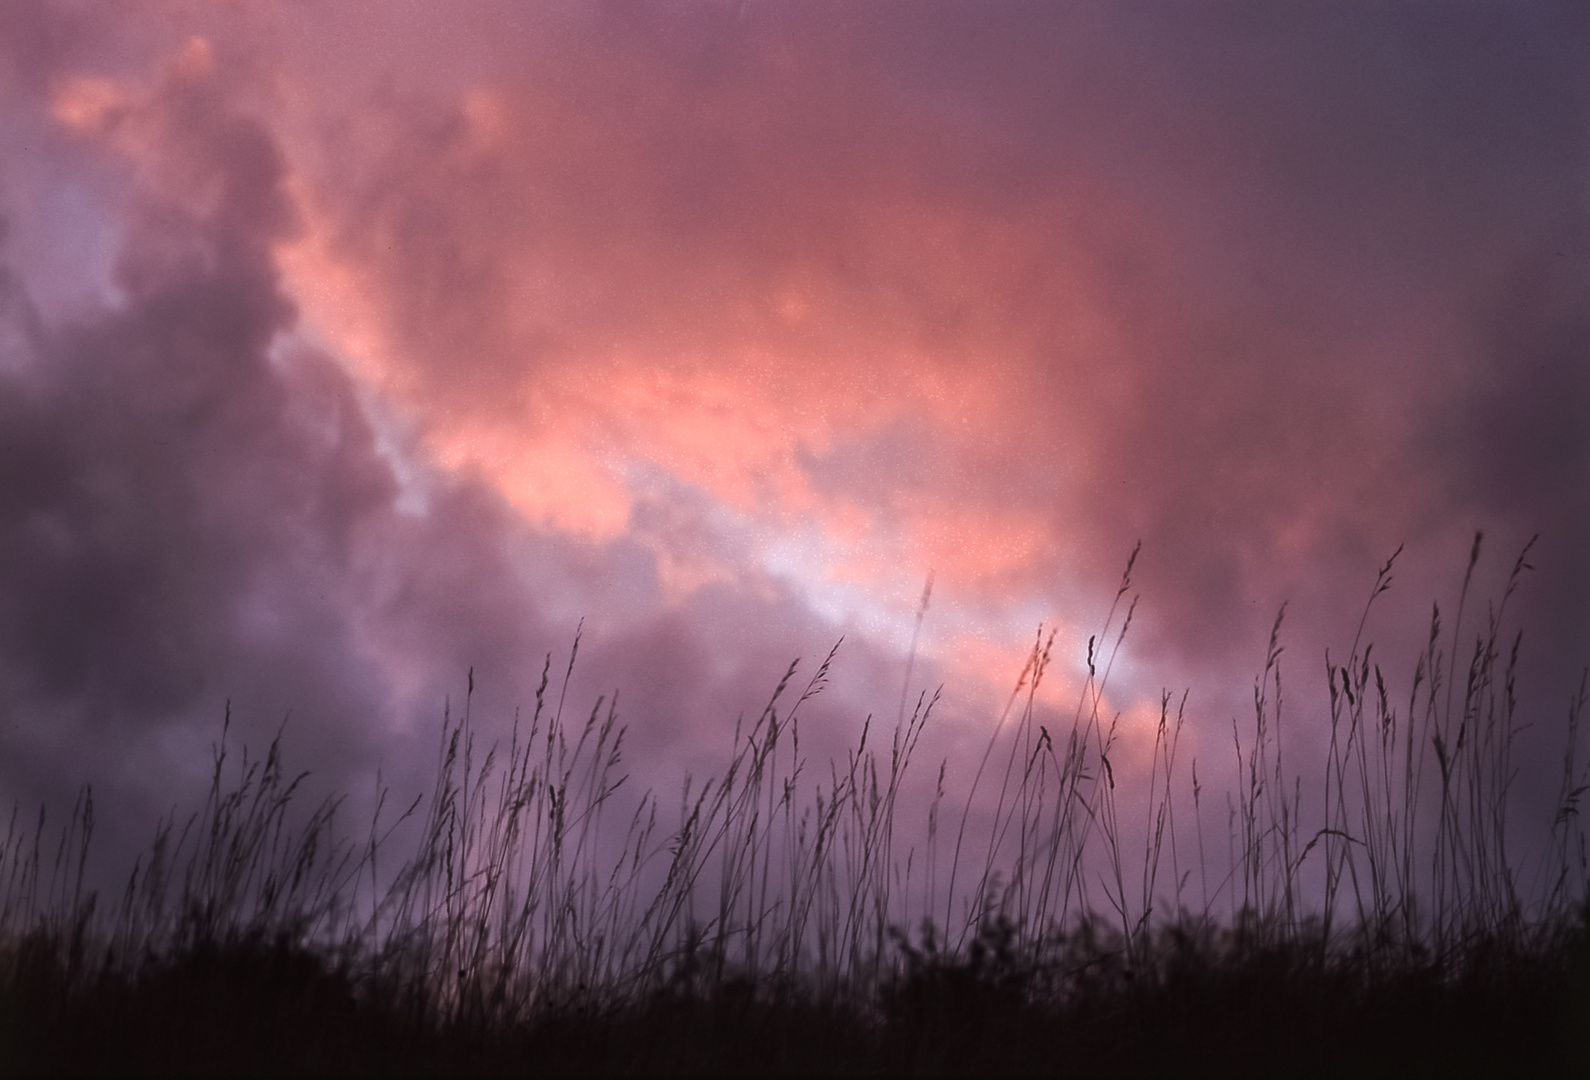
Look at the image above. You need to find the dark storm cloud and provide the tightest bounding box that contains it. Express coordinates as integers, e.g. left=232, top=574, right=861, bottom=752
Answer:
left=0, top=18, right=917, bottom=860
left=1002, top=1, right=1590, bottom=696
left=1430, top=246, right=1590, bottom=703
left=0, top=48, right=376, bottom=812
left=0, top=36, right=578, bottom=857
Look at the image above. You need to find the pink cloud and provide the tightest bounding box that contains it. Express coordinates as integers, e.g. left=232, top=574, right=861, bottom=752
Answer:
left=0, top=0, right=1583, bottom=903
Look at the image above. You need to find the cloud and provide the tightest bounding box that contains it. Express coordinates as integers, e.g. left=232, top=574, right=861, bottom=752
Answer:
left=0, top=0, right=1584, bottom=889
left=0, top=14, right=926, bottom=858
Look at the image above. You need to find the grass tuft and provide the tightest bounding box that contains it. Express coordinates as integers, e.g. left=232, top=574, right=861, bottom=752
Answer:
left=1, top=540, right=1586, bottom=1075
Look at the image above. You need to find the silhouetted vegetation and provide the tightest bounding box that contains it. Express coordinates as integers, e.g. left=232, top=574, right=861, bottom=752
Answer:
left=2, top=537, right=1586, bottom=1075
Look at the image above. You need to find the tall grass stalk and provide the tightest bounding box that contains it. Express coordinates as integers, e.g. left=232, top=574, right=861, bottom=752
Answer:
left=0, top=540, right=1584, bottom=1074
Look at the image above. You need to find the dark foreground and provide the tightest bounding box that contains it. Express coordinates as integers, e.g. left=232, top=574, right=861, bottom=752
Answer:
left=4, top=919, right=1587, bottom=1078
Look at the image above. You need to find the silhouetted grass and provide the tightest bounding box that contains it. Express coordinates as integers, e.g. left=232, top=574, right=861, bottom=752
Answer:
left=1, top=537, right=1586, bottom=1075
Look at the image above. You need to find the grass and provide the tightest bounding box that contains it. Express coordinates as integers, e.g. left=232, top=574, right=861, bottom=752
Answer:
left=1, top=535, right=1586, bottom=1076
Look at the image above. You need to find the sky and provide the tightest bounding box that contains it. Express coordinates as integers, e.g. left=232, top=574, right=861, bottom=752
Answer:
left=1, top=0, right=1586, bottom=897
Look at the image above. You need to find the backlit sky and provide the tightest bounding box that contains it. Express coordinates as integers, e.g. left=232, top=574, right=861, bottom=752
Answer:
left=1, top=1, right=1586, bottom=865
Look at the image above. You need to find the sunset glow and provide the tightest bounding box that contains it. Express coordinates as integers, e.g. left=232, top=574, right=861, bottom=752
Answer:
left=0, top=1, right=1584, bottom=879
